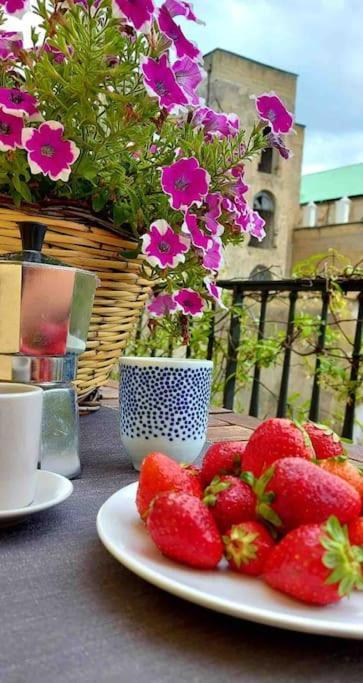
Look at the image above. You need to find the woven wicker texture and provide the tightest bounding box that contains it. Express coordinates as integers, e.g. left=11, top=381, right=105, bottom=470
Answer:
left=0, top=206, right=150, bottom=397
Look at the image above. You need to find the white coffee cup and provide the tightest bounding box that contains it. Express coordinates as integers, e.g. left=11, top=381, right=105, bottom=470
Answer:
left=0, top=383, right=43, bottom=510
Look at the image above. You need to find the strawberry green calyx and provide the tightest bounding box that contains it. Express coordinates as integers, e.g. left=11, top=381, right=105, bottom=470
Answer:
left=293, top=419, right=314, bottom=450
left=309, top=421, right=342, bottom=444
left=321, top=516, right=363, bottom=596
left=252, top=467, right=283, bottom=528
left=203, top=476, right=231, bottom=507
left=223, top=525, right=258, bottom=568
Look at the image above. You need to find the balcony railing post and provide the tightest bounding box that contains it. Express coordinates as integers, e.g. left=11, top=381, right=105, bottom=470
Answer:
left=206, top=303, right=216, bottom=360
left=223, top=286, right=244, bottom=410
left=342, top=291, right=363, bottom=440
left=309, top=290, right=330, bottom=422
left=276, top=290, right=298, bottom=417
left=249, top=291, right=269, bottom=417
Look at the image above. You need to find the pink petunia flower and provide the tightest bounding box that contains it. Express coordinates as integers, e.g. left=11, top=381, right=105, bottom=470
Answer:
left=161, top=156, right=210, bottom=210
left=141, top=219, right=189, bottom=268
left=202, top=237, right=223, bottom=272
left=0, top=88, right=38, bottom=119
left=0, top=0, right=29, bottom=18
left=157, top=4, right=201, bottom=61
left=44, top=43, right=73, bottom=64
left=164, top=0, right=202, bottom=23
left=204, top=277, right=227, bottom=309
left=182, top=212, right=211, bottom=252
left=0, top=31, right=23, bottom=60
left=0, top=109, right=23, bottom=151
left=254, top=91, right=294, bottom=135
left=172, top=56, right=204, bottom=105
left=147, top=293, right=178, bottom=317
left=266, top=131, right=293, bottom=160
left=112, top=0, right=155, bottom=32
left=250, top=211, right=266, bottom=241
left=174, top=288, right=205, bottom=317
left=203, top=192, right=224, bottom=236
left=22, top=121, right=80, bottom=182
left=141, top=54, right=188, bottom=112
left=192, top=107, right=240, bottom=141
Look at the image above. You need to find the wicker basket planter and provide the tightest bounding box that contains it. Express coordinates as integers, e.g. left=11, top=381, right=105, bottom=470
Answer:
left=0, top=204, right=151, bottom=398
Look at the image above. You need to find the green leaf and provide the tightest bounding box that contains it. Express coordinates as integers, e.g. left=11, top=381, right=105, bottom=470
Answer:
left=12, top=175, right=32, bottom=202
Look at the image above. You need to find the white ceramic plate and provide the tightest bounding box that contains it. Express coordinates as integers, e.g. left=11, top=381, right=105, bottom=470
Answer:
left=97, top=482, right=363, bottom=639
left=0, top=470, right=73, bottom=525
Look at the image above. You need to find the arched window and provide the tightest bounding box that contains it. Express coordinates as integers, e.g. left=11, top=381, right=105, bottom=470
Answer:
left=249, top=191, right=275, bottom=249
left=258, top=127, right=275, bottom=174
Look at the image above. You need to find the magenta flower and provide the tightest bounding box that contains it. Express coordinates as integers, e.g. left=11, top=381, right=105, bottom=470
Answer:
left=266, top=131, right=293, bottom=160
left=174, top=288, right=205, bottom=317
left=255, top=92, right=293, bottom=135
left=0, top=109, right=23, bottom=151
left=157, top=5, right=201, bottom=61
left=204, top=277, right=226, bottom=309
left=235, top=207, right=252, bottom=234
left=0, top=88, right=38, bottom=119
left=44, top=43, right=73, bottom=64
left=0, top=0, right=29, bottom=18
left=250, top=211, right=266, bottom=241
left=202, top=237, right=223, bottom=272
left=141, top=219, right=189, bottom=269
left=147, top=293, right=178, bottom=317
left=22, top=121, right=80, bottom=182
left=141, top=55, right=188, bottom=113
left=172, top=56, right=204, bottom=105
left=161, top=157, right=210, bottom=210
left=112, top=0, right=155, bottom=32
left=192, top=107, right=240, bottom=141
left=204, top=192, right=224, bottom=236
left=182, top=212, right=211, bottom=252
left=0, top=31, right=23, bottom=60
left=164, top=0, right=202, bottom=23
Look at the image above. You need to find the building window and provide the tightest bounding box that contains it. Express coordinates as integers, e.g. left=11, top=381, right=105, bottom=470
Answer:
left=249, top=264, right=273, bottom=281
left=249, top=191, right=275, bottom=249
left=257, top=127, right=275, bottom=174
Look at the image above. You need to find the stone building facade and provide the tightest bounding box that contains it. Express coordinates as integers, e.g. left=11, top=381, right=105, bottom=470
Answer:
left=200, top=48, right=305, bottom=279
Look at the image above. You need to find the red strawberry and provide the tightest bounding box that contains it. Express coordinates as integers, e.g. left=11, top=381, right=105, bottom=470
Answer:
left=147, top=491, right=223, bottom=569
left=181, top=464, right=203, bottom=496
left=263, top=516, right=363, bottom=605
left=256, top=457, right=361, bottom=531
left=318, top=458, right=363, bottom=501
left=223, top=521, right=275, bottom=576
left=201, top=441, right=246, bottom=487
left=136, top=452, right=201, bottom=520
left=303, top=421, right=345, bottom=460
left=243, top=418, right=314, bottom=478
left=203, top=475, right=256, bottom=533
left=348, top=518, right=363, bottom=547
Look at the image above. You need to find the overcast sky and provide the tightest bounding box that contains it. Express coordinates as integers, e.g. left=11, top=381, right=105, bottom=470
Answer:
left=7, top=0, right=361, bottom=174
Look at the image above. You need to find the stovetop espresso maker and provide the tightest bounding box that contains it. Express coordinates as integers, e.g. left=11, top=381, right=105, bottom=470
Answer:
left=0, top=221, right=98, bottom=478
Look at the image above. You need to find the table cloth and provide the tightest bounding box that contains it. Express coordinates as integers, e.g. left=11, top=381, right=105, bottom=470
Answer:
left=0, top=407, right=362, bottom=683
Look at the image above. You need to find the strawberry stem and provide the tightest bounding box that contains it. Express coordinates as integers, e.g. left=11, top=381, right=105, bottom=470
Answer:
left=321, top=516, right=363, bottom=596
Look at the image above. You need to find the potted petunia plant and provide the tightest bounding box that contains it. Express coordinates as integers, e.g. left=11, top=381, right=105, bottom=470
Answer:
left=0, top=0, right=294, bottom=340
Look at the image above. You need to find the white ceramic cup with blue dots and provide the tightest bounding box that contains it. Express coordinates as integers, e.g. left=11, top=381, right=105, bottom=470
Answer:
left=119, top=356, right=213, bottom=470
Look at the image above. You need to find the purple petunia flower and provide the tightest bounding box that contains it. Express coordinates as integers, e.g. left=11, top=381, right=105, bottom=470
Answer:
left=0, top=0, right=29, bottom=18
left=204, top=277, right=227, bottom=309
left=172, top=56, right=204, bottom=105
left=141, top=219, right=190, bottom=269
left=0, top=88, right=38, bottom=119
left=161, top=156, right=210, bottom=210
left=112, top=0, right=155, bottom=32
left=43, top=43, right=73, bottom=64
left=164, top=0, right=202, bottom=23
left=0, top=109, right=23, bottom=151
left=0, top=31, right=23, bottom=61
left=22, top=121, right=80, bottom=182
left=191, top=106, right=240, bottom=141
left=182, top=212, right=211, bottom=252
left=250, top=211, right=266, bottom=241
left=266, top=131, right=293, bottom=160
left=255, top=91, right=294, bottom=135
left=174, top=288, right=205, bottom=317
left=157, top=4, right=201, bottom=61
left=141, top=54, right=188, bottom=112
left=147, top=292, right=178, bottom=317
left=203, top=192, right=224, bottom=236
left=202, top=237, right=223, bottom=272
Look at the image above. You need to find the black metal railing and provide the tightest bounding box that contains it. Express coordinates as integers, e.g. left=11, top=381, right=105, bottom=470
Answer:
left=201, top=278, right=363, bottom=439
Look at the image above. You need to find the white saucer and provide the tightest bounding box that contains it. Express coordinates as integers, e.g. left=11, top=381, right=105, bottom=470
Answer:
left=0, top=470, right=73, bottom=525
left=97, top=482, right=363, bottom=640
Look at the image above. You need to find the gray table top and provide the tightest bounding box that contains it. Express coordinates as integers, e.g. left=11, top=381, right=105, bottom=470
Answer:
left=1, top=407, right=362, bottom=683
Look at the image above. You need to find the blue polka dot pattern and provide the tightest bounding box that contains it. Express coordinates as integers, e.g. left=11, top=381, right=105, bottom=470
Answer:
left=119, top=365, right=212, bottom=442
